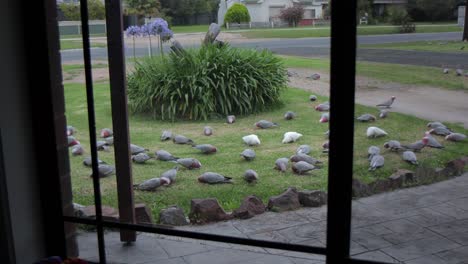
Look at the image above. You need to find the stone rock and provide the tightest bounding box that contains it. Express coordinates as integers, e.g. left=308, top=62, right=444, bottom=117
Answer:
left=389, top=169, right=415, bottom=186
left=369, top=179, right=392, bottom=194
left=81, top=205, right=119, bottom=221
left=159, top=205, right=189, bottom=226
left=233, top=195, right=265, bottom=219
left=298, top=190, right=327, bottom=207
left=189, top=198, right=232, bottom=224
left=352, top=179, right=372, bottom=198
left=444, top=157, right=467, bottom=176
left=135, top=203, right=153, bottom=224
left=267, top=187, right=301, bottom=212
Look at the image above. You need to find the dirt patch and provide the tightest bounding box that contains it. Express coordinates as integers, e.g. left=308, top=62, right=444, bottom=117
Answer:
left=63, top=67, right=110, bottom=84
left=287, top=67, right=468, bottom=129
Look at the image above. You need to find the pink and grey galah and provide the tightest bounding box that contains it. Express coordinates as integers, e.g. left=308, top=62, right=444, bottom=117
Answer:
left=255, top=120, right=279, bottom=129
left=315, top=103, right=330, bottom=112
left=369, top=155, right=384, bottom=171
left=402, top=151, right=418, bottom=165
left=100, top=128, right=113, bottom=138
left=203, top=126, right=213, bottom=136
left=376, top=96, right=396, bottom=108
left=133, top=177, right=170, bottom=191
left=243, top=169, right=259, bottom=183
left=292, top=161, right=316, bottom=175
left=445, top=133, right=466, bottom=142
left=198, top=172, right=232, bottom=184
left=155, top=150, right=179, bottom=161
left=319, top=112, right=329, bottom=123
left=193, top=144, right=217, bottom=154
left=176, top=158, right=202, bottom=170
left=357, top=114, right=376, bottom=122
left=274, top=157, right=289, bottom=172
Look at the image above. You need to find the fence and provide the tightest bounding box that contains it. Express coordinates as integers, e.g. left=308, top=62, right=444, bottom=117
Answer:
left=226, top=19, right=330, bottom=30
left=59, top=20, right=106, bottom=35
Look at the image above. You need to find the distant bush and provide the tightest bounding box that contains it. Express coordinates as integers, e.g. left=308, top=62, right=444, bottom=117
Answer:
left=387, top=6, right=416, bottom=33
left=127, top=44, right=287, bottom=121
left=224, top=3, right=251, bottom=24
left=279, top=5, right=305, bottom=27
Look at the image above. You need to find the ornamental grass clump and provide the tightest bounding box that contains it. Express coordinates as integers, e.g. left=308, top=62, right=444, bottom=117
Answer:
left=127, top=44, right=288, bottom=121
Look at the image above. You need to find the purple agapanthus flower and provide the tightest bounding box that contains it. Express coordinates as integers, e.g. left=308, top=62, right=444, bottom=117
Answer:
left=125, top=26, right=141, bottom=37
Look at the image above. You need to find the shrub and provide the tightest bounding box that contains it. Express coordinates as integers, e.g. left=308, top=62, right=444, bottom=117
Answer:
left=224, top=3, right=251, bottom=24
left=279, top=5, right=305, bottom=27
left=387, top=6, right=416, bottom=33
left=127, top=45, right=287, bottom=121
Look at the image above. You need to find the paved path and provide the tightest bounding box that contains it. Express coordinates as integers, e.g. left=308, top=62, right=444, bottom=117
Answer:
left=77, top=173, right=468, bottom=264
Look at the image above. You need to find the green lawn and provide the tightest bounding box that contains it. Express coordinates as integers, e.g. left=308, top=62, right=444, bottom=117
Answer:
left=60, top=33, right=106, bottom=40
left=282, top=56, right=468, bottom=90
left=65, top=81, right=468, bottom=222
left=171, top=25, right=213, bottom=34
left=240, top=25, right=462, bottom=39
left=361, top=40, right=468, bottom=53
left=60, top=40, right=106, bottom=50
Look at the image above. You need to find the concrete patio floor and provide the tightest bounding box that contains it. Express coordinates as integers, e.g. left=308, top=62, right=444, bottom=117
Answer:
left=77, top=172, right=468, bottom=264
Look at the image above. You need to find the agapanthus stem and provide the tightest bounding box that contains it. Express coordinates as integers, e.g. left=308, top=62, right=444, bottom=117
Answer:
left=148, top=36, right=152, bottom=57
left=133, top=37, right=136, bottom=61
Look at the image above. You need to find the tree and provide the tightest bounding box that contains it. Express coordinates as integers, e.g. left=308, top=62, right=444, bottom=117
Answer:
left=224, top=3, right=250, bottom=24
left=58, top=0, right=105, bottom=20
left=407, top=0, right=456, bottom=22
left=279, top=5, right=304, bottom=27
left=124, top=0, right=161, bottom=18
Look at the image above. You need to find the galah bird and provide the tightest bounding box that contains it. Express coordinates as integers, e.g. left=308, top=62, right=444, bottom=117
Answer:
left=198, top=172, right=232, bottom=184
left=83, top=156, right=106, bottom=167
left=161, top=166, right=179, bottom=183
left=240, top=149, right=256, bottom=161
left=243, top=134, right=260, bottom=146
left=161, top=130, right=172, bottom=141
left=315, top=103, right=330, bottom=112
left=244, top=169, right=258, bottom=183
left=227, top=115, right=236, bottom=124
left=445, top=133, right=467, bottom=142
left=367, top=127, right=388, bottom=138
left=296, top=144, right=312, bottom=155
left=443, top=68, right=449, bottom=74
left=176, top=158, right=202, bottom=169
left=376, top=96, right=396, bottom=108
left=357, top=114, right=376, bottom=122
left=282, top=132, right=303, bottom=143
left=100, top=128, right=113, bottom=138
left=133, top=177, right=170, bottom=191
left=367, top=146, right=380, bottom=161
left=68, top=136, right=80, bottom=147
left=402, top=151, right=418, bottom=165
left=132, top=153, right=152, bottom=164
left=379, top=110, right=388, bottom=119
left=96, top=141, right=108, bottom=151
left=325, top=130, right=329, bottom=138
left=155, top=150, right=179, bottom=161
left=130, top=144, right=148, bottom=155
left=402, top=137, right=429, bottom=152
left=71, top=145, right=84, bottom=156
left=203, top=126, right=213, bottom=136
left=89, top=164, right=115, bottom=178
left=322, top=141, right=329, bottom=153
left=292, top=161, right=316, bottom=175
left=274, top=157, right=289, bottom=172
left=66, top=125, right=77, bottom=136
left=193, top=144, right=217, bottom=154
left=427, top=122, right=447, bottom=129
left=104, top=136, right=114, bottom=146
left=173, top=135, right=195, bottom=145
left=456, top=68, right=463, bottom=76
left=255, top=120, right=279, bottom=129
left=319, top=113, right=329, bottom=123
left=284, top=111, right=296, bottom=120
left=309, top=95, right=317, bottom=101
left=307, top=73, right=321, bottom=80
left=290, top=154, right=322, bottom=166
left=423, top=132, right=444, bottom=148
left=429, top=127, right=452, bottom=136
left=383, top=140, right=403, bottom=151
left=369, top=155, right=384, bottom=171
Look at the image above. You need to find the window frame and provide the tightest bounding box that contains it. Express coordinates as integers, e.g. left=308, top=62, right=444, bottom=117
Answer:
left=32, top=0, right=393, bottom=263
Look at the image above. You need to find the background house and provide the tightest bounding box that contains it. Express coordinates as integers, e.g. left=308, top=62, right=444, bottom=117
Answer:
left=218, top=0, right=325, bottom=26
left=373, top=0, right=407, bottom=16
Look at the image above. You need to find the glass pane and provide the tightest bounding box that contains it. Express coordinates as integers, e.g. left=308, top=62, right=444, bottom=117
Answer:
left=351, top=3, right=468, bottom=263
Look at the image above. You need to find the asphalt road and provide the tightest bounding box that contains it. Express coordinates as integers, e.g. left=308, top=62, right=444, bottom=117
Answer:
left=61, top=32, right=468, bottom=68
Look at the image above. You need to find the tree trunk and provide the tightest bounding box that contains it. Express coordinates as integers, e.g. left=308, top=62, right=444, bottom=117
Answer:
left=463, top=1, right=468, bottom=41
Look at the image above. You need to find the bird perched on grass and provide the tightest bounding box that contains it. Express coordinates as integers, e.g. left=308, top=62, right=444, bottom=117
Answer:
left=243, top=134, right=260, bottom=146
left=244, top=169, right=258, bottom=183
left=240, top=149, right=256, bottom=161
left=173, top=135, right=195, bottom=145
left=315, top=103, right=330, bottom=112
left=402, top=137, right=428, bottom=152
left=369, top=155, right=384, bottom=171
left=284, top=111, right=296, bottom=120
left=203, top=126, right=213, bottom=136
left=155, top=149, right=179, bottom=161
left=100, top=128, right=113, bottom=138
left=255, top=120, right=279, bottom=129
left=176, top=158, right=202, bottom=170
left=227, top=115, right=236, bottom=124
left=309, top=95, right=317, bottom=101
left=132, top=153, right=152, bottom=164
left=161, top=130, right=172, bottom=141
left=357, top=114, right=376, bottom=122
left=383, top=140, right=403, bottom=152
left=367, top=127, right=388, bottom=138
left=193, top=144, right=217, bottom=154
left=133, top=177, right=170, bottom=191
left=282, top=132, right=303, bottom=143
left=445, top=133, right=466, bottom=142
left=319, top=112, right=329, bottom=123
left=130, top=144, right=148, bottom=155
left=307, top=73, right=321, bottom=80
left=292, top=161, right=317, bottom=175
left=402, top=151, right=418, bottom=165
left=290, top=154, right=323, bottom=166
left=379, top=109, right=388, bottom=119
left=198, top=172, right=232, bottom=184
left=376, top=96, right=396, bottom=108
left=71, top=144, right=84, bottom=156
left=296, top=145, right=312, bottom=155
left=274, top=157, right=289, bottom=172
left=367, top=146, right=380, bottom=161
